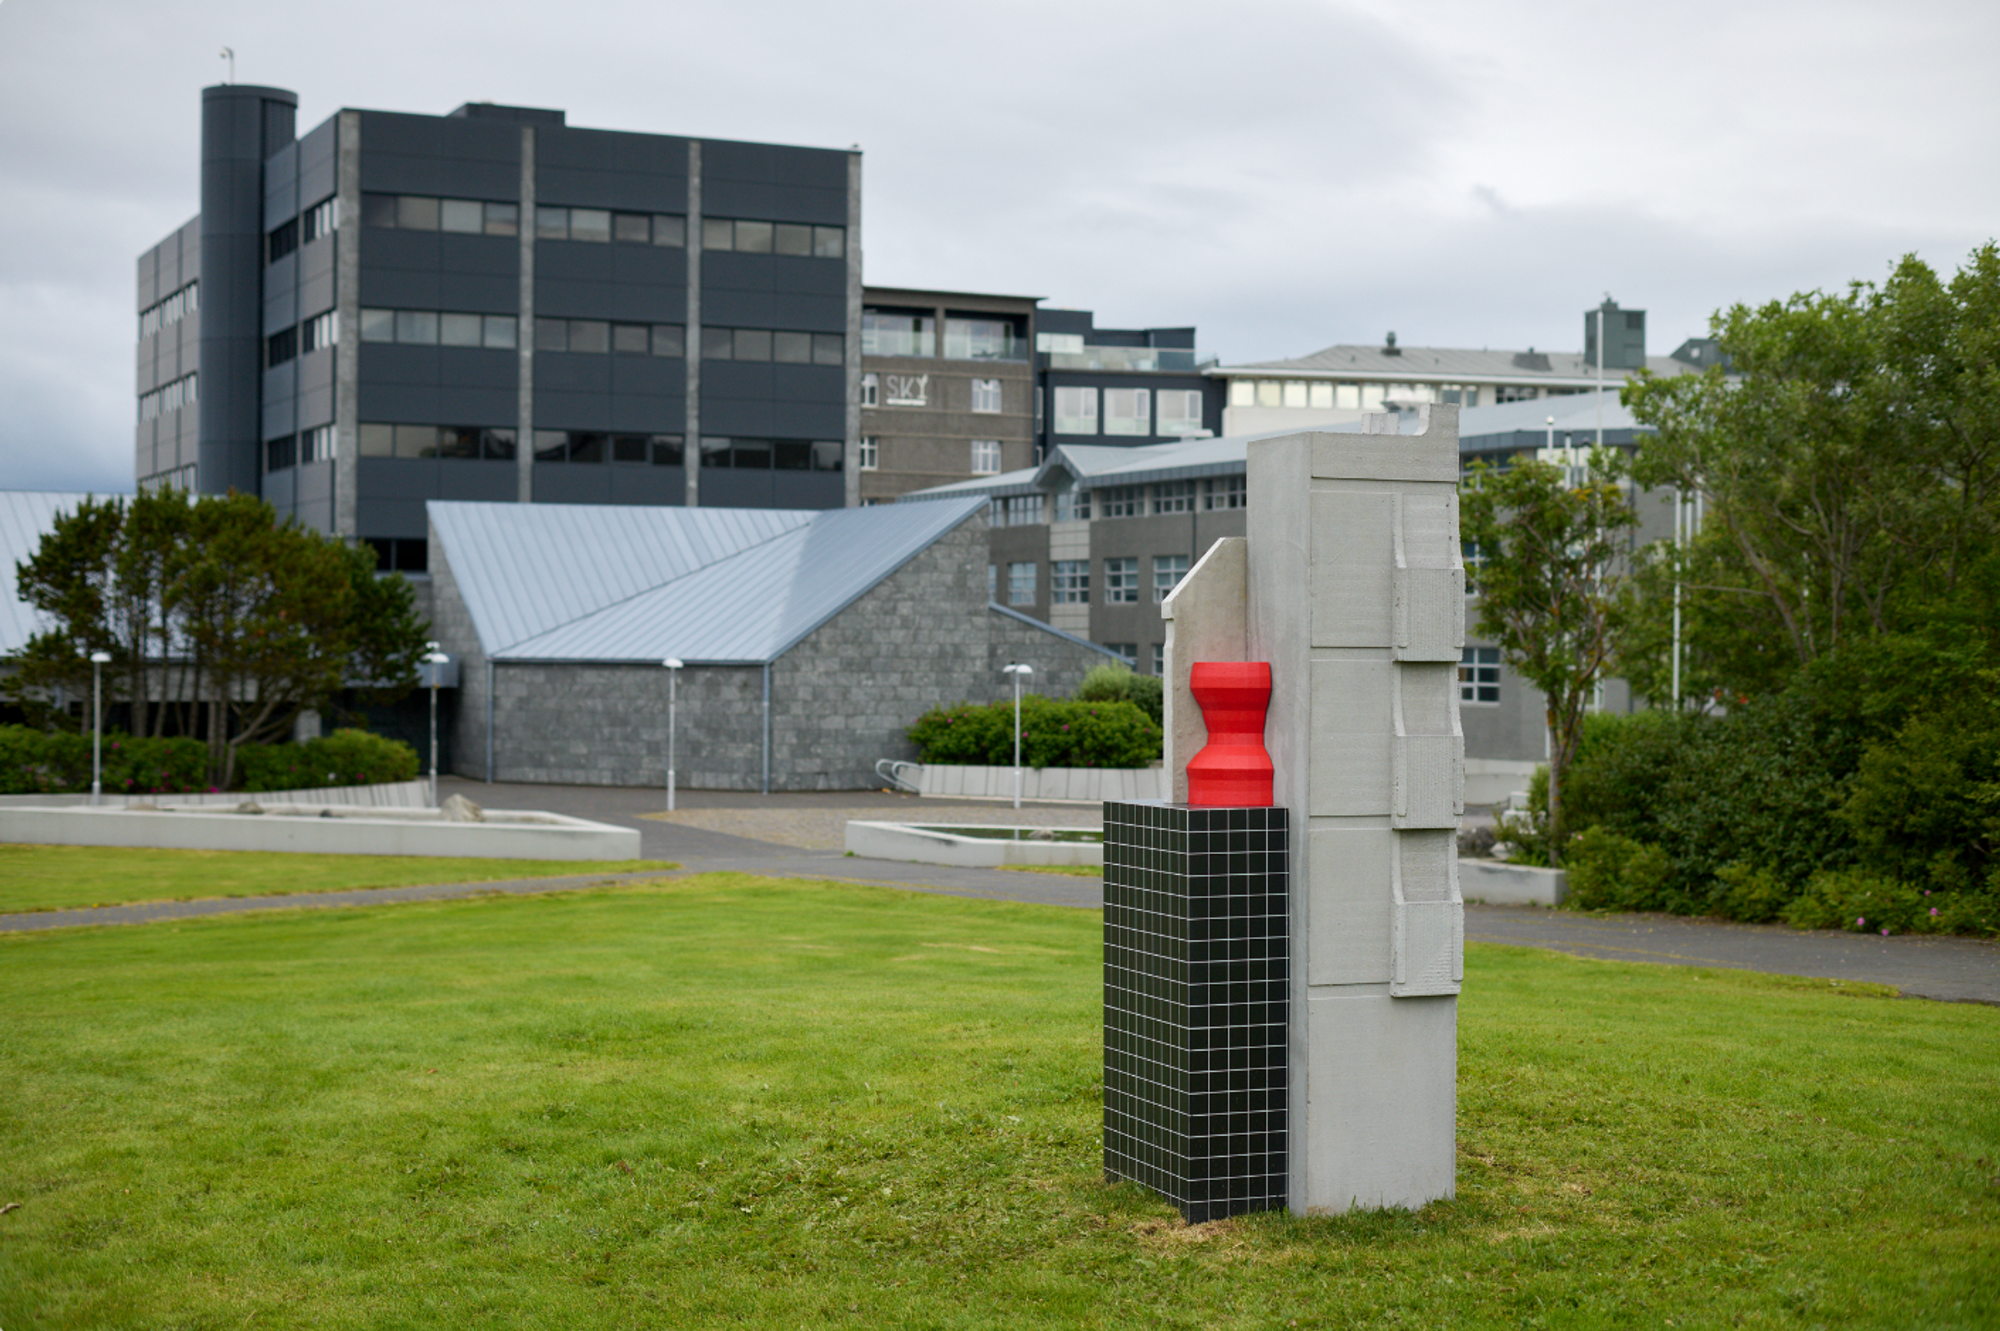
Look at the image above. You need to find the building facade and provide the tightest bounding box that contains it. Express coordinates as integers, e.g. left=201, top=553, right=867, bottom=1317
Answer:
left=137, top=85, right=861, bottom=572
left=1036, top=308, right=1224, bottom=456
left=856, top=288, right=1038, bottom=504
left=1209, top=300, right=1699, bottom=438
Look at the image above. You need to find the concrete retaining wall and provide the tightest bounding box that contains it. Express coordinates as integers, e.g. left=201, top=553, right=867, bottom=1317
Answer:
left=0, top=805, right=640, bottom=860
left=916, top=763, right=1165, bottom=803
left=1458, top=858, right=1567, bottom=906
left=845, top=820, right=1103, bottom=868
left=0, top=779, right=431, bottom=811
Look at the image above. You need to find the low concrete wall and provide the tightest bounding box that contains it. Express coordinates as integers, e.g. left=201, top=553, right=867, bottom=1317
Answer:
left=0, top=780, right=431, bottom=811
left=1464, top=759, right=1540, bottom=808
left=1459, top=857, right=1567, bottom=906
left=0, top=805, right=639, bottom=861
left=845, top=820, right=1102, bottom=869
left=915, top=764, right=1165, bottom=803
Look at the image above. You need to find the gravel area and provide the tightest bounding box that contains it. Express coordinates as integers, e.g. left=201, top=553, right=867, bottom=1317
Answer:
left=637, top=802, right=1102, bottom=851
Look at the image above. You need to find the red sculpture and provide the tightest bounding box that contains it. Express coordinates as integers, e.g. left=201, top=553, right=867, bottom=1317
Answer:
left=1186, top=661, right=1274, bottom=807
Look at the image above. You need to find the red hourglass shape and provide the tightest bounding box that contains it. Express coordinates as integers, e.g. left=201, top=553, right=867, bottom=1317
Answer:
left=1185, top=661, right=1274, bottom=807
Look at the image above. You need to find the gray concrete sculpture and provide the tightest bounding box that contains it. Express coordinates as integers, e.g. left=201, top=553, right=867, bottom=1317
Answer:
left=1162, top=406, right=1465, bottom=1212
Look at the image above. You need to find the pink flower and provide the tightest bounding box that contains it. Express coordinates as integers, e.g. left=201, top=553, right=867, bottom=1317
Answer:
left=1856, top=917, right=1866, bottom=927
left=1880, top=927, right=1890, bottom=936
left=1931, top=907, right=1940, bottom=917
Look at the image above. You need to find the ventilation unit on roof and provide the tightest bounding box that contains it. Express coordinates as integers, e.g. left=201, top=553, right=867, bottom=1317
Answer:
left=1511, top=347, right=1551, bottom=372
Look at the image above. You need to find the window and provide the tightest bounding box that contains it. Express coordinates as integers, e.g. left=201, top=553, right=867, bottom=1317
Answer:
left=773, top=223, right=814, bottom=256
left=971, top=378, right=1002, bottom=413
left=997, top=494, right=1043, bottom=526
left=396, top=195, right=441, bottom=231
left=987, top=564, right=997, bottom=601
left=361, top=424, right=513, bottom=461
left=1104, top=557, right=1138, bottom=604
left=813, top=225, right=845, bottom=259
left=301, top=424, right=334, bottom=463
left=1459, top=647, right=1501, bottom=704
left=691, top=436, right=841, bottom=471
left=971, top=440, right=1002, bottom=475
left=1205, top=475, right=1245, bottom=510
left=1153, top=555, right=1189, bottom=602
left=365, top=194, right=516, bottom=234
left=1053, top=488, right=1090, bottom=522
left=1283, top=380, right=1308, bottom=408
left=301, top=309, right=337, bottom=352
left=1158, top=389, right=1203, bottom=435
left=734, top=220, right=773, bottom=253
left=1105, top=644, right=1138, bottom=667
left=1098, top=486, right=1142, bottom=518
left=733, top=329, right=771, bottom=361
left=301, top=196, right=339, bottom=242
left=1360, top=383, right=1386, bottom=409
left=266, top=218, right=299, bottom=263
left=861, top=373, right=878, bottom=407
left=1103, top=388, right=1151, bottom=436
left=1309, top=382, right=1333, bottom=409
left=137, top=281, right=198, bottom=339
left=1462, top=541, right=1484, bottom=594
left=266, top=326, right=297, bottom=368
left=1036, top=331, right=1084, bottom=354
left=654, top=215, right=687, bottom=247
left=1440, top=386, right=1479, bottom=407
left=651, top=324, right=684, bottom=357
left=137, top=372, right=197, bottom=421
left=1256, top=380, right=1281, bottom=408
left=943, top=317, right=1024, bottom=361
left=612, top=323, right=650, bottom=354
left=395, top=310, right=439, bottom=345
left=861, top=309, right=935, bottom=358
left=1007, top=562, right=1036, bottom=607
left=264, top=434, right=296, bottom=472
left=1229, top=380, right=1254, bottom=407
left=485, top=315, right=519, bottom=349
left=858, top=437, right=878, bottom=470
left=811, top=333, right=844, bottom=366
left=612, top=212, right=650, bottom=244
left=1337, top=384, right=1361, bottom=409
left=1051, top=560, right=1090, bottom=604
left=773, top=331, right=811, bottom=363
left=1152, top=481, right=1196, bottom=514
left=569, top=209, right=611, bottom=243
left=1053, top=386, right=1097, bottom=435
left=484, top=202, right=519, bottom=237
left=1152, top=643, right=1165, bottom=676
left=440, top=199, right=483, bottom=234
left=701, top=218, right=843, bottom=256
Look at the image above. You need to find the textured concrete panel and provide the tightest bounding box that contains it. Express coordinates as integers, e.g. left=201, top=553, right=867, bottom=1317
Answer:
left=1309, top=491, right=1393, bottom=647
left=1307, top=659, right=1392, bottom=816
left=1307, top=828, right=1392, bottom=986
left=1297, top=991, right=1457, bottom=1212
left=1160, top=535, right=1247, bottom=804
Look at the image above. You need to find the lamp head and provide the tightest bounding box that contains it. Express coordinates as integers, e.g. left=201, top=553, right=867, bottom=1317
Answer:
left=663, top=658, right=684, bottom=670
left=89, top=651, right=112, bottom=665
left=424, top=650, right=449, bottom=665
left=1002, top=663, right=1033, bottom=676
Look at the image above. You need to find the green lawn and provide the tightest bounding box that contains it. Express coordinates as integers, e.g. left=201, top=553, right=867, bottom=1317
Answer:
left=0, top=843, right=679, bottom=913
left=1, top=875, right=1995, bottom=1329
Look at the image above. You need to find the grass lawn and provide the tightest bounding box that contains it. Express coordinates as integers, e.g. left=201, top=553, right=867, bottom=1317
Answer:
left=2, top=875, right=1996, bottom=1329
left=0, top=843, right=679, bottom=914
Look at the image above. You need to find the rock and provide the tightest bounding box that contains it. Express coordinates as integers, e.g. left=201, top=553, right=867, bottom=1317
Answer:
left=1028, top=827, right=1056, bottom=841
left=440, top=793, right=485, bottom=823
left=235, top=800, right=264, bottom=815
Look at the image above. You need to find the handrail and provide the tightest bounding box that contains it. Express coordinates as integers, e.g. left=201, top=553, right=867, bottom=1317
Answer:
left=875, top=759, right=922, bottom=793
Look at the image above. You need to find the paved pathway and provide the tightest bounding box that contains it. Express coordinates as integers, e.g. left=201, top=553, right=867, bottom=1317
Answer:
left=5, top=778, right=1994, bottom=1005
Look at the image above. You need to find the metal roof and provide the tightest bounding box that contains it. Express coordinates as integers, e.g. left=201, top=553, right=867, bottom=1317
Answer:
left=0, top=491, right=103, bottom=657
left=432, top=497, right=989, bottom=665
left=1212, top=343, right=1696, bottom=386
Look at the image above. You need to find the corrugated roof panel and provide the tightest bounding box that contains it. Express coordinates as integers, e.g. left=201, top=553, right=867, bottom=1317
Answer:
left=0, top=491, right=105, bottom=656
left=428, top=502, right=815, bottom=653
left=494, top=496, right=987, bottom=664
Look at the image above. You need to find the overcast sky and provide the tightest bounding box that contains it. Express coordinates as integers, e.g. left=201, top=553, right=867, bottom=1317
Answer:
left=2, top=0, right=1995, bottom=494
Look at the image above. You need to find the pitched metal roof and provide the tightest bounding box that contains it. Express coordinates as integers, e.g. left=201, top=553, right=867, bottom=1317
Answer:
left=432, top=497, right=989, bottom=665
left=0, top=491, right=103, bottom=656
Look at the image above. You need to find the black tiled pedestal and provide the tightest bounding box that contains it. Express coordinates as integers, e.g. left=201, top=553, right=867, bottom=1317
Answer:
left=1102, top=800, right=1289, bottom=1222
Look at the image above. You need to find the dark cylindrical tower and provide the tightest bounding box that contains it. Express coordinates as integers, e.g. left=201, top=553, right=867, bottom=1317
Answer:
left=196, top=84, right=296, bottom=497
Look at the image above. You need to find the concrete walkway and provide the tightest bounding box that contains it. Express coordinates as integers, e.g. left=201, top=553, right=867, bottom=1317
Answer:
left=5, top=777, right=1994, bottom=1005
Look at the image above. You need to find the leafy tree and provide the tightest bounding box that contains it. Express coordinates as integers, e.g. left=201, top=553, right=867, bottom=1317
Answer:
left=10, top=491, right=429, bottom=787
left=1460, top=450, right=1638, bottom=863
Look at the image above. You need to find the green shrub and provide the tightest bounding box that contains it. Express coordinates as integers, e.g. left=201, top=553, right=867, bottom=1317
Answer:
left=1564, top=827, right=1672, bottom=911
left=1493, top=766, right=1553, bottom=866
left=907, top=697, right=1161, bottom=769
left=1074, top=663, right=1163, bottom=726
left=1712, top=863, right=1793, bottom=923
left=0, top=724, right=414, bottom=795
left=1838, top=675, right=2000, bottom=896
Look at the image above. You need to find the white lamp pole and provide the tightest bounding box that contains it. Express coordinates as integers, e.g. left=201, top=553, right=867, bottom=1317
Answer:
left=662, top=658, right=683, bottom=811
left=89, top=650, right=112, bottom=806
left=423, top=641, right=449, bottom=806
left=1002, top=663, right=1033, bottom=811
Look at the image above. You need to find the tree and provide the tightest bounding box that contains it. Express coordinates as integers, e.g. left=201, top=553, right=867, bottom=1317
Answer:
left=9, top=492, right=429, bottom=787
left=1460, top=450, right=1639, bottom=864
left=1622, top=244, right=2000, bottom=700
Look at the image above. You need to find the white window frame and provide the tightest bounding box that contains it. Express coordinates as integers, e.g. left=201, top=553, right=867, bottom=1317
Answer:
left=1104, top=557, right=1138, bottom=604
left=971, top=377, right=1002, bottom=413
left=970, top=440, right=1001, bottom=475
left=857, top=437, right=878, bottom=470
left=1053, top=386, right=1097, bottom=435
left=1152, top=555, right=1188, bottom=602
left=1103, top=387, right=1151, bottom=436
left=860, top=372, right=879, bottom=407
left=1051, top=560, right=1090, bottom=604
left=1007, top=561, right=1037, bottom=607
left=1459, top=646, right=1501, bottom=705
left=1158, top=389, right=1203, bottom=436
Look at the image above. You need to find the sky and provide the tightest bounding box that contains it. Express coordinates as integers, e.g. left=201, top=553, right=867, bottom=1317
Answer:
left=1, top=0, right=1995, bottom=493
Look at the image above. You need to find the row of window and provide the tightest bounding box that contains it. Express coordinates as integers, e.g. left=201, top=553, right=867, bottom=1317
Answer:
left=268, top=310, right=338, bottom=367
left=138, top=281, right=199, bottom=340
left=852, top=438, right=1002, bottom=473
left=268, top=197, right=338, bottom=263
left=1050, top=387, right=1206, bottom=437
left=859, top=374, right=1004, bottom=411
left=264, top=425, right=335, bottom=471
left=695, top=437, right=844, bottom=472
left=1226, top=379, right=1483, bottom=410
left=358, top=193, right=848, bottom=258
left=362, top=307, right=522, bottom=350
left=988, top=477, right=1244, bottom=527
left=697, top=327, right=843, bottom=365
left=860, top=311, right=1028, bottom=362
left=533, top=431, right=685, bottom=465
left=992, top=554, right=1190, bottom=608
left=138, top=372, right=197, bottom=422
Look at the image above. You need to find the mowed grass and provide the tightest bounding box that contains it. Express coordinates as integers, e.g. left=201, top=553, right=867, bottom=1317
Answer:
left=0, top=843, right=679, bottom=913
left=1, top=876, right=1996, bottom=1330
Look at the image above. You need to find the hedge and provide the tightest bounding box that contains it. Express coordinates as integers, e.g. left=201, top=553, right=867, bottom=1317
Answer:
left=0, top=726, right=419, bottom=796
left=907, top=697, right=1162, bottom=769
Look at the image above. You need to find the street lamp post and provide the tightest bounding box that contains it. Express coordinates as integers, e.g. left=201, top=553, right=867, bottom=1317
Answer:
left=89, top=650, right=111, bottom=806
left=662, top=658, right=683, bottom=811
left=423, top=641, right=449, bottom=806
left=1002, top=663, right=1033, bottom=811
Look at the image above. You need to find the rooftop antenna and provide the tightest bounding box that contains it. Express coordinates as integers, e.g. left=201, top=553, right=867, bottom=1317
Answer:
left=219, top=46, right=234, bottom=84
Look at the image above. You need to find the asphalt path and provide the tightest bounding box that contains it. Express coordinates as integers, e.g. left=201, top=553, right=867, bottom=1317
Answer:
left=4, top=777, right=1993, bottom=1006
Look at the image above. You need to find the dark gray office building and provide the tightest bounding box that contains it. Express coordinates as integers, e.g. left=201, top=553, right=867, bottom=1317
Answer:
left=137, top=85, right=860, bottom=570
left=1034, top=309, right=1223, bottom=455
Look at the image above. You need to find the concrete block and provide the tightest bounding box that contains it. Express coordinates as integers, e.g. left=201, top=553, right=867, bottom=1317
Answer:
left=1297, top=990, right=1457, bottom=1212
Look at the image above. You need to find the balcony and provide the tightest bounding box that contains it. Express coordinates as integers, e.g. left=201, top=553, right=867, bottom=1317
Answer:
left=1045, top=346, right=1213, bottom=373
